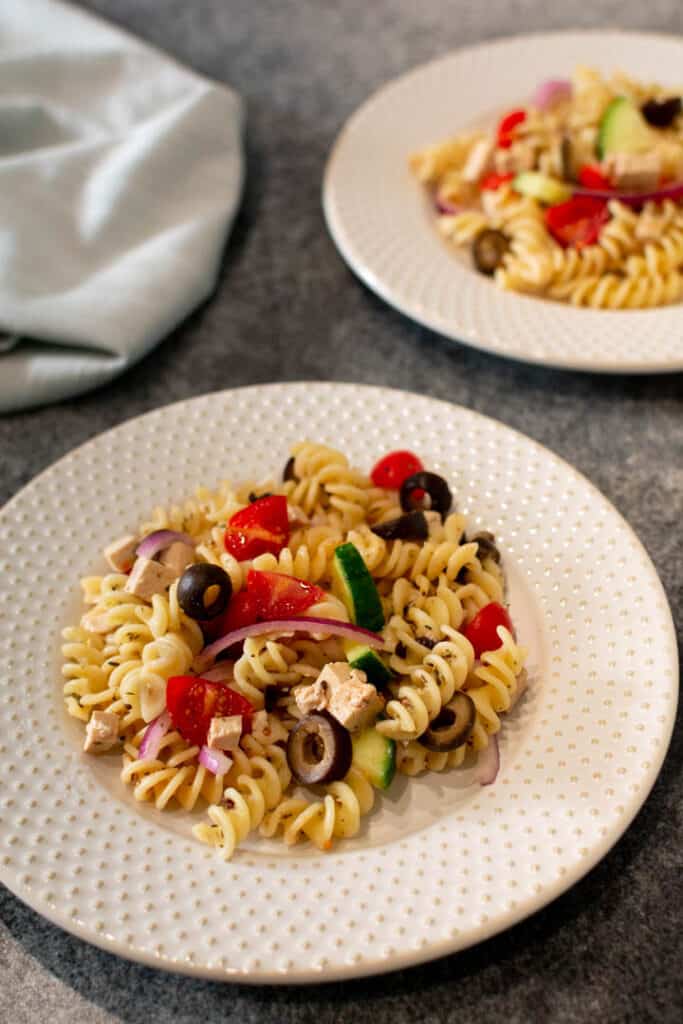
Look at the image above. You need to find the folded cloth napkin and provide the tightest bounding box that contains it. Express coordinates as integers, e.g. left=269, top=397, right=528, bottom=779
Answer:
left=0, top=0, right=244, bottom=413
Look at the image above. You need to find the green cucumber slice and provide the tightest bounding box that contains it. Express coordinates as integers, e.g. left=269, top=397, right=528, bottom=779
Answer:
left=597, top=97, right=652, bottom=159
left=332, top=542, right=384, bottom=632
left=352, top=727, right=396, bottom=790
left=345, top=642, right=393, bottom=687
left=512, top=171, right=571, bottom=205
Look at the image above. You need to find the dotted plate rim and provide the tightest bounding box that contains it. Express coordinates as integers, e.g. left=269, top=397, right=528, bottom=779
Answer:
left=0, top=382, right=678, bottom=983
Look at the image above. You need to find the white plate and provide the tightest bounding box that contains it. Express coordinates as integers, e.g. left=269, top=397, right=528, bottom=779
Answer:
left=0, top=383, right=677, bottom=982
left=323, top=31, right=683, bottom=374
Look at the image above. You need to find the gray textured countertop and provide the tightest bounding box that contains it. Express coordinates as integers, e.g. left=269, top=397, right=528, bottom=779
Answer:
left=1, top=1, right=682, bottom=1021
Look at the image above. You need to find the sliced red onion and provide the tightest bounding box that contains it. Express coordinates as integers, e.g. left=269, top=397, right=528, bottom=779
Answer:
left=136, top=530, right=195, bottom=560
left=138, top=710, right=172, bottom=761
left=533, top=78, right=572, bottom=110
left=201, top=664, right=236, bottom=682
left=199, top=745, right=233, bottom=776
left=475, top=735, right=499, bottom=786
left=435, top=195, right=464, bottom=215
left=195, top=617, right=384, bottom=672
left=572, top=180, right=683, bottom=206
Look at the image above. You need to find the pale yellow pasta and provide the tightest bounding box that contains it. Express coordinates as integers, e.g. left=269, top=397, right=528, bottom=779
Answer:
left=377, top=625, right=475, bottom=742
left=65, top=441, right=528, bottom=859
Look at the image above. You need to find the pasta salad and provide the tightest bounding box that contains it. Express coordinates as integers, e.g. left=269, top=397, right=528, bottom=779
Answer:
left=63, top=443, right=527, bottom=858
left=411, top=67, right=683, bottom=308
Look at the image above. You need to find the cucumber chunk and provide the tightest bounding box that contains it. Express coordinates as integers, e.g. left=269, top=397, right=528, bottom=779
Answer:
left=512, top=171, right=571, bottom=205
left=598, top=97, right=652, bottom=159
left=352, top=727, right=396, bottom=790
left=345, top=642, right=393, bottom=687
left=332, top=542, right=384, bottom=632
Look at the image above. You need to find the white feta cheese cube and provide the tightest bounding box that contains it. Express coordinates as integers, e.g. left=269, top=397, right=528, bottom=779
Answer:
left=103, top=534, right=138, bottom=573
left=605, top=151, right=660, bottom=191
left=159, top=541, right=195, bottom=577
left=83, top=711, right=120, bottom=753
left=207, top=714, right=243, bottom=751
left=294, top=662, right=384, bottom=733
left=124, top=557, right=176, bottom=601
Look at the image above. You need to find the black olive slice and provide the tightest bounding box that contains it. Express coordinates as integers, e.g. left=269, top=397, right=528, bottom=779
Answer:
left=560, top=135, right=575, bottom=182
left=248, top=491, right=273, bottom=503
left=287, top=711, right=352, bottom=785
left=471, top=530, right=501, bottom=565
left=177, top=563, right=232, bottom=621
left=472, top=228, right=508, bottom=276
left=641, top=96, right=682, bottom=127
left=371, top=510, right=429, bottom=541
left=399, top=471, right=452, bottom=518
left=283, top=456, right=298, bottom=482
left=422, top=693, right=475, bottom=752
left=264, top=685, right=280, bottom=712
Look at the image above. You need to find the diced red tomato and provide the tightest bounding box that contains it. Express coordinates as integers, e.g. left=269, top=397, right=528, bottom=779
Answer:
left=370, top=450, right=424, bottom=489
left=480, top=172, right=515, bottom=191
left=578, top=164, right=612, bottom=190
left=496, top=109, right=527, bottom=149
left=224, top=495, right=289, bottom=560
left=199, top=589, right=261, bottom=642
left=544, top=196, right=610, bottom=249
left=166, top=676, right=253, bottom=746
left=247, top=569, right=325, bottom=620
left=463, top=602, right=514, bottom=658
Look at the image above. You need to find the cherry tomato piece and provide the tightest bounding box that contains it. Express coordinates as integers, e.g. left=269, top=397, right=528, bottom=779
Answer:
left=544, top=196, right=610, bottom=249
left=463, top=602, right=514, bottom=658
left=224, top=495, right=289, bottom=560
left=247, top=569, right=325, bottom=620
left=199, top=589, right=261, bottom=642
left=166, top=676, right=253, bottom=746
left=480, top=172, right=515, bottom=191
left=496, top=109, right=527, bottom=149
left=578, top=164, right=612, bottom=190
left=370, top=450, right=424, bottom=490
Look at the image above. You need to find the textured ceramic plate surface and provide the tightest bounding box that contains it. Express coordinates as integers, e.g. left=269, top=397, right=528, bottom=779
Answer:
left=0, top=383, right=677, bottom=982
left=323, top=31, right=683, bottom=374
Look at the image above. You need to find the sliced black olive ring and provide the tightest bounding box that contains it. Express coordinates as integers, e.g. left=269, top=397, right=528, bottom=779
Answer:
left=283, top=456, right=298, bottom=482
left=472, top=228, right=509, bottom=276
left=399, top=471, right=452, bottom=519
left=371, top=510, right=429, bottom=541
left=177, top=563, right=232, bottom=621
left=422, top=693, right=475, bottom=752
left=287, top=711, right=352, bottom=785
left=641, top=96, right=682, bottom=128
left=471, top=530, right=501, bottom=565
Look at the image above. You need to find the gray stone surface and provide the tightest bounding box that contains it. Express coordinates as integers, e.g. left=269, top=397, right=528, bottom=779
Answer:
left=1, top=1, right=682, bottom=1020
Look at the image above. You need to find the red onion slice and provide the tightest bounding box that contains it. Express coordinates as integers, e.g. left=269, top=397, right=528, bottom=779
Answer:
left=435, top=195, right=464, bottom=215
left=195, top=617, right=384, bottom=672
left=572, top=180, right=683, bottom=206
left=201, top=664, right=236, bottom=682
left=533, top=78, right=572, bottom=110
left=138, top=710, right=172, bottom=760
left=136, top=530, right=195, bottom=560
left=475, top=735, right=500, bottom=786
left=199, top=745, right=233, bottom=776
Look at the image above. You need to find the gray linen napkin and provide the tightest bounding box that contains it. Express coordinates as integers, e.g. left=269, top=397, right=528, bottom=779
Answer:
left=0, top=0, right=244, bottom=412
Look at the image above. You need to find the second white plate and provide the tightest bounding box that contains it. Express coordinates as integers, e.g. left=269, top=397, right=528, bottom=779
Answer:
left=323, top=31, right=683, bottom=373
